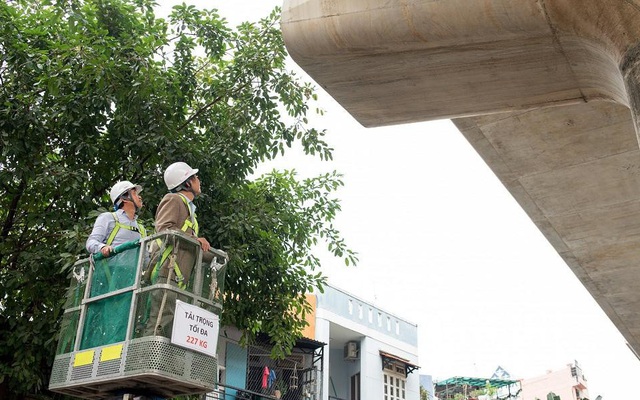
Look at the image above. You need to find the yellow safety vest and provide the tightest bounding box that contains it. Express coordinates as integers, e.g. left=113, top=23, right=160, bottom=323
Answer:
left=177, top=194, right=199, bottom=236
left=106, top=212, right=147, bottom=245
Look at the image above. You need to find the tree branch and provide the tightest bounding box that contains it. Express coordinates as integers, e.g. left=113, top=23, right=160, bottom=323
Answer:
left=1, top=178, right=26, bottom=241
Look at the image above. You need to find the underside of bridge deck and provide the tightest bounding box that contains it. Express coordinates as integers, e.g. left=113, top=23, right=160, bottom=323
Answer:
left=281, top=0, right=640, bottom=356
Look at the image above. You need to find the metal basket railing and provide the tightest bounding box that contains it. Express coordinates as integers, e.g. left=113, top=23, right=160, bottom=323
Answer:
left=49, top=231, right=228, bottom=399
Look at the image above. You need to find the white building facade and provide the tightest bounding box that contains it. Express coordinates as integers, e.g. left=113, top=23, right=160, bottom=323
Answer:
left=313, top=284, right=420, bottom=400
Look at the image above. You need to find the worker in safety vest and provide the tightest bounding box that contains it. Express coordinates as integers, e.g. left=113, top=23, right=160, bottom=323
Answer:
left=156, top=161, right=211, bottom=250
left=86, top=180, right=146, bottom=256
left=151, top=161, right=212, bottom=283
left=142, top=162, right=211, bottom=337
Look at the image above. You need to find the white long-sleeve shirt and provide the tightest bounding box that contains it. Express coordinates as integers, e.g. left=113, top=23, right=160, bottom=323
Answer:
left=85, top=209, right=143, bottom=254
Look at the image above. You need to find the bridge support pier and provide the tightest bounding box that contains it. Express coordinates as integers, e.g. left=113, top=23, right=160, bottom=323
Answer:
left=623, top=43, right=640, bottom=144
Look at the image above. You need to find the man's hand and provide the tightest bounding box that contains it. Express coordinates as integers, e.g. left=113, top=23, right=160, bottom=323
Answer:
left=197, top=237, right=211, bottom=252
left=100, top=245, right=113, bottom=257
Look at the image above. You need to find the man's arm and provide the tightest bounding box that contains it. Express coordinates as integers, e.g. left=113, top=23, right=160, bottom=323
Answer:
left=86, top=213, right=111, bottom=254
left=154, top=194, right=183, bottom=233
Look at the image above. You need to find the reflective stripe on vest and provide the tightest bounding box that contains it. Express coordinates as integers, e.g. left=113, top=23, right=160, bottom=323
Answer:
left=150, top=194, right=198, bottom=290
left=151, top=244, right=186, bottom=289
left=106, top=212, right=147, bottom=246
left=178, top=193, right=198, bottom=236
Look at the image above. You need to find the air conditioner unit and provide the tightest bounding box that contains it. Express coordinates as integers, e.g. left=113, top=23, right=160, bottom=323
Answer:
left=344, top=341, right=359, bottom=360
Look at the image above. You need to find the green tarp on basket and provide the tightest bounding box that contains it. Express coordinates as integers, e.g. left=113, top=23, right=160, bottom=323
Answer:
left=80, top=242, right=140, bottom=350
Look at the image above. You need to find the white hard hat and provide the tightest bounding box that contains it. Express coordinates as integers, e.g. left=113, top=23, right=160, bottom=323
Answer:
left=164, top=162, right=199, bottom=191
left=109, top=180, right=142, bottom=205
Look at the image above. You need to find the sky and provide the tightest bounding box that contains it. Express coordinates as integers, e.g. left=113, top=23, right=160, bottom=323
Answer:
left=160, top=1, right=640, bottom=398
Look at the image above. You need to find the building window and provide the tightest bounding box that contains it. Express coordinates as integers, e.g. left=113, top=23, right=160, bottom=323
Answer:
left=358, top=304, right=363, bottom=319
left=383, top=369, right=406, bottom=400
left=380, top=351, right=419, bottom=381
left=349, top=300, right=353, bottom=315
left=395, top=320, right=400, bottom=335
left=378, top=312, right=382, bottom=327
left=368, top=308, right=373, bottom=323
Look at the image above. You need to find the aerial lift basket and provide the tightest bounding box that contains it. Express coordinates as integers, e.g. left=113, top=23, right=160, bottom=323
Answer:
left=48, top=231, right=228, bottom=399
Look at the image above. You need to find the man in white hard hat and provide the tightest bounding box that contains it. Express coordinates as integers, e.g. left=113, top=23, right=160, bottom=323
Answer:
left=143, top=162, right=211, bottom=336
left=86, top=180, right=146, bottom=256
left=156, top=161, right=211, bottom=253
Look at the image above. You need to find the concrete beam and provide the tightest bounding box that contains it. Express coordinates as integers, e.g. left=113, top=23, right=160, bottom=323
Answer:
left=282, top=0, right=639, bottom=126
left=282, top=0, right=640, bottom=356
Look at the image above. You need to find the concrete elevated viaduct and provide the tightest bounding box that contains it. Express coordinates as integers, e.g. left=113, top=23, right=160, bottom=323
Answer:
left=281, top=0, right=640, bottom=357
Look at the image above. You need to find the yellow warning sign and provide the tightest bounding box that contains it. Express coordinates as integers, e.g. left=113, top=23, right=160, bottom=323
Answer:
left=100, top=344, right=123, bottom=362
left=73, top=350, right=94, bottom=367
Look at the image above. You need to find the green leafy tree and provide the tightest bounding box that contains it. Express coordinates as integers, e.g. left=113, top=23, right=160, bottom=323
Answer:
left=0, top=0, right=356, bottom=397
left=471, top=381, right=497, bottom=399
left=420, top=385, right=431, bottom=400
